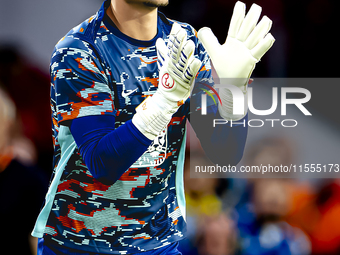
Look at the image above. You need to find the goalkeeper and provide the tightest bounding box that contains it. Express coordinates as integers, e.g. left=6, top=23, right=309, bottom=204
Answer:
left=32, top=0, right=274, bottom=254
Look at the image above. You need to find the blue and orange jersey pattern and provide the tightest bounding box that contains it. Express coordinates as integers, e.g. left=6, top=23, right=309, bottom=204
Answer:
left=45, top=0, right=212, bottom=253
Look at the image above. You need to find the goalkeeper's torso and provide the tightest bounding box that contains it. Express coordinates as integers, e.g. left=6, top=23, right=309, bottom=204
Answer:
left=42, top=0, right=210, bottom=254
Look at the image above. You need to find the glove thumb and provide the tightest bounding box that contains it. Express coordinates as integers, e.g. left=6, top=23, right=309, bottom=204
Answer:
left=197, top=27, right=220, bottom=60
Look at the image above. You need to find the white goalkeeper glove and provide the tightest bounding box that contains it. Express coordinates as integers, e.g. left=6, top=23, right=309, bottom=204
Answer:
left=197, top=1, right=275, bottom=120
left=132, top=23, right=202, bottom=140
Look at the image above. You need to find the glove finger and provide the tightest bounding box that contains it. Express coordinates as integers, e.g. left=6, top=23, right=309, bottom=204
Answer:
left=188, top=58, right=202, bottom=95
left=170, top=22, right=182, bottom=35
left=244, top=15, right=272, bottom=49
left=197, top=27, right=220, bottom=60
left=184, top=57, right=202, bottom=85
left=167, top=23, right=182, bottom=57
left=236, top=3, right=262, bottom=42
left=170, top=27, right=187, bottom=64
left=176, top=39, right=195, bottom=73
left=156, top=38, right=168, bottom=70
left=228, top=1, right=246, bottom=38
left=250, top=33, right=275, bottom=60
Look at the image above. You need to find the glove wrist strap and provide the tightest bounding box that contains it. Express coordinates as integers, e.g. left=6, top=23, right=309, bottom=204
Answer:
left=132, top=92, right=179, bottom=140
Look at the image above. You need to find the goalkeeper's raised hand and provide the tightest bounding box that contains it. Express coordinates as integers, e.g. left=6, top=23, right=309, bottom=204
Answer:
left=197, top=1, right=275, bottom=120
left=132, top=23, right=201, bottom=140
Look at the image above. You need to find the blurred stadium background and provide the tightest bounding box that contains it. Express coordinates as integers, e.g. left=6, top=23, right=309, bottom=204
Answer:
left=1, top=0, right=340, bottom=254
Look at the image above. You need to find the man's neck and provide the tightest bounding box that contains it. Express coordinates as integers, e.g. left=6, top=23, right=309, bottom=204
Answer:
left=107, top=1, right=158, bottom=41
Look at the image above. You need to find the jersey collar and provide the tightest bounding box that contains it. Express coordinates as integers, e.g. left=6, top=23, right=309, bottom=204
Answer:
left=98, top=0, right=163, bottom=47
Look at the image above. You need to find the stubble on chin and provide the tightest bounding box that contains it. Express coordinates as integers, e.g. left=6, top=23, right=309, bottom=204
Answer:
left=143, top=0, right=169, bottom=8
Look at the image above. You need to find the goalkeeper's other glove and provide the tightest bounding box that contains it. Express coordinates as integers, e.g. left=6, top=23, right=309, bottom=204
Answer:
left=197, top=1, right=275, bottom=120
left=132, top=23, right=202, bottom=140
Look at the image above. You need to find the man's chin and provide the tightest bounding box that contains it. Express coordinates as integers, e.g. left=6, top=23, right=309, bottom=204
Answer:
left=143, top=1, right=169, bottom=8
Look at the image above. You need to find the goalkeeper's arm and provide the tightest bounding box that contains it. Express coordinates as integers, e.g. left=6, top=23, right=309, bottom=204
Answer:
left=69, top=23, right=201, bottom=185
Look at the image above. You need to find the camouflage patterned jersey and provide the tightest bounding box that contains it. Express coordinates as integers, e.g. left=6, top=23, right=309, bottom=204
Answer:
left=32, top=0, right=213, bottom=254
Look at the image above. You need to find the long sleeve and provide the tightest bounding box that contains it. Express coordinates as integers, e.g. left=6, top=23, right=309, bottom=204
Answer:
left=51, top=44, right=152, bottom=185
left=70, top=116, right=152, bottom=185
left=189, top=108, right=248, bottom=166
left=188, top=38, right=248, bottom=166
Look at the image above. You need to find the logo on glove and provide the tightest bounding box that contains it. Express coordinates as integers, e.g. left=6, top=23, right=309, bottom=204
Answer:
left=161, top=73, right=175, bottom=89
